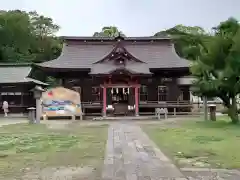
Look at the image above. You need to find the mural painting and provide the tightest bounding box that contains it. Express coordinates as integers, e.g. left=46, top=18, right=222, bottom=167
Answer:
left=41, top=87, right=82, bottom=117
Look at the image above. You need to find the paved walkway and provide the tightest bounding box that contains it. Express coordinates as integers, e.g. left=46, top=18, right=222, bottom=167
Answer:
left=102, top=122, right=186, bottom=180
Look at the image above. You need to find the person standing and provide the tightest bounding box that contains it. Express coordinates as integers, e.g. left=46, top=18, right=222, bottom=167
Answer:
left=2, top=101, right=9, bottom=117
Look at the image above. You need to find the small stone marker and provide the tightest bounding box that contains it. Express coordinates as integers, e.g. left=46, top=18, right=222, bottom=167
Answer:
left=208, top=104, right=216, bottom=121
left=27, top=107, right=36, bottom=124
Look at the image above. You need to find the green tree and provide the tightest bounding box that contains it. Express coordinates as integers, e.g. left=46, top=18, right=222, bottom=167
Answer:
left=0, top=10, right=62, bottom=86
left=155, top=25, right=207, bottom=60
left=0, top=10, right=34, bottom=62
left=28, top=11, right=62, bottom=63
left=0, top=10, right=62, bottom=63
left=162, top=18, right=240, bottom=123
left=93, top=26, right=126, bottom=37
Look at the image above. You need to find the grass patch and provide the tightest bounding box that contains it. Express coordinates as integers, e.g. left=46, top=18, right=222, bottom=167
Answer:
left=143, top=119, right=240, bottom=169
left=0, top=123, right=108, bottom=179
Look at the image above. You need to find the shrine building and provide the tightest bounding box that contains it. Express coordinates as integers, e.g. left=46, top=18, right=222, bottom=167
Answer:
left=33, top=35, right=193, bottom=116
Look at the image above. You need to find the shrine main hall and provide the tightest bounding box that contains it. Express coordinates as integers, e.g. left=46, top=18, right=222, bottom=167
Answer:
left=34, top=35, right=193, bottom=116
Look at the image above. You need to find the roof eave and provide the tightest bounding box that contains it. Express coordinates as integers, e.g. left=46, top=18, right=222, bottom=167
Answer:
left=25, top=77, right=49, bottom=86
left=33, top=63, right=90, bottom=72
left=150, top=66, right=189, bottom=70
left=89, top=73, right=152, bottom=77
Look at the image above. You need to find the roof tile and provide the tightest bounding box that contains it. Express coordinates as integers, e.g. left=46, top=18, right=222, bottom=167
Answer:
left=0, top=66, right=48, bottom=85
left=40, top=44, right=114, bottom=68
left=37, top=37, right=190, bottom=70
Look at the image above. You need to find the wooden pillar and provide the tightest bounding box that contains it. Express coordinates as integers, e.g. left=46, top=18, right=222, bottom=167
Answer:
left=103, top=86, right=107, bottom=117
left=135, top=86, right=139, bottom=116
left=106, top=88, right=112, bottom=106
left=20, top=93, right=24, bottom=106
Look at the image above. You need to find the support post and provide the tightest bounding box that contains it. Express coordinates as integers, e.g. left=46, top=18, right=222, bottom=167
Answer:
left=103, top=87, right=107, bottom=117
left=31, top=85, right=44, bottom=124
left=135, top=86, right=139, bottom=116
left=36, top=99, right=41, bottom=124
left=173, top=107, right=176, bottom=116
left=20, top=93, right=23, bottom=106
left=203, top=96, right=208, bottom=120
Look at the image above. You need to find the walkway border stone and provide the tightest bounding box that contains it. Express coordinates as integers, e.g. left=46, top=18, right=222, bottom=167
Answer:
left=102, top=122, right=186, bottom=180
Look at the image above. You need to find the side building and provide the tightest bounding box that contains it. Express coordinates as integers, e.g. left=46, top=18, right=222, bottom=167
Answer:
left=34, top=35, right=193, bottom=116
left=0, top=64, right=48, bottom=114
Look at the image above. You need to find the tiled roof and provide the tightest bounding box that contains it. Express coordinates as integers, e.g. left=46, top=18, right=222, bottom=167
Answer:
left=36, top=36, right=190, bottom=70
left=39, top=44, right=114, bottom=69
left=125, top=44, right=189, bottom=68
left=0, top=65, right=48, bottom=85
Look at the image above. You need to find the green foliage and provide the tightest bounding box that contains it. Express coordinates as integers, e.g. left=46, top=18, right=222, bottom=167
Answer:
left=155, top=25, right=209, bottom=60
left=161, top=18, right=240, bottom=123
left=93, top=26, right=126, bottom=37
left=0, top=10, right=62, bottom=63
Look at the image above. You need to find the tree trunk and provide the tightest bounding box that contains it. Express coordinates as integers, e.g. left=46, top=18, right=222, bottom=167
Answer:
left=228, top=97, right=239, bottom=124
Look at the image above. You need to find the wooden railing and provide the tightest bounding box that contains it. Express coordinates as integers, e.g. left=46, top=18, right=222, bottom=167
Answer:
left=139, top=101, right=193, bottom=108
left=81, top=101, right=194, bottom=108
left=81, top=102, right=102, bottom=111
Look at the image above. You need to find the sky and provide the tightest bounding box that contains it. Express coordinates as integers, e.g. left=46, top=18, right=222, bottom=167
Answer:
left=1, top=0, right=240, bottom=36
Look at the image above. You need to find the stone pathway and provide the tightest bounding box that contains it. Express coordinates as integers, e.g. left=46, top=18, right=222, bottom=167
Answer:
left=102, top=122, right=186, bottom=180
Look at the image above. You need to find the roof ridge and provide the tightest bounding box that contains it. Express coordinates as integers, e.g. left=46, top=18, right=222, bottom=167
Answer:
left=62, top=35, right=171, bottom=41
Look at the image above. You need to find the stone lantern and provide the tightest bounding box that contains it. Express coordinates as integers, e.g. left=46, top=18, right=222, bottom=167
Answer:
left=31, top=85, right=45, bottom=124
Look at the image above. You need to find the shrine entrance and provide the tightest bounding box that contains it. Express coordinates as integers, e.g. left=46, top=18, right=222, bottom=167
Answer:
left=111, top=87, right=129, bottom=103
left=109, top=87, right=130, bottom=116
left=101, top=75, right=140, bottom=117
left=87, top=38, right=152, bottom=117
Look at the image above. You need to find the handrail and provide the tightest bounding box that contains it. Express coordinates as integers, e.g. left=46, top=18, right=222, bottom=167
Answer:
left=82, top=101, right=102, bottom=105
left=139, top=101, right=192, bottom=104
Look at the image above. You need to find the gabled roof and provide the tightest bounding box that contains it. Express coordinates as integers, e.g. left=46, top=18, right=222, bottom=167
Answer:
left=89, top=42, right=151, bottom=75
left=93, top=42, right=145, bottom=64
left=0, top=64, right=48, bottom=85
left=35, top=36, right=190, bottom=71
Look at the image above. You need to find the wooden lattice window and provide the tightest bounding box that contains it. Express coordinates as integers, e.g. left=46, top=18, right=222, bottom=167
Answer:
left=158, top=86, right=168, bottom=102
left=139, top=85, right=148, bottom=102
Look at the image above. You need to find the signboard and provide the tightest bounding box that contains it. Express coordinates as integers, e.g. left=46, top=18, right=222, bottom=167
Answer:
left=41, top=87, right=82, bottom=117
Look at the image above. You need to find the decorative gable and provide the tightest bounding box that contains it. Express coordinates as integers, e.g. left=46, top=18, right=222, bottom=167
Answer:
left=93, top=42, right=145, bottom=65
